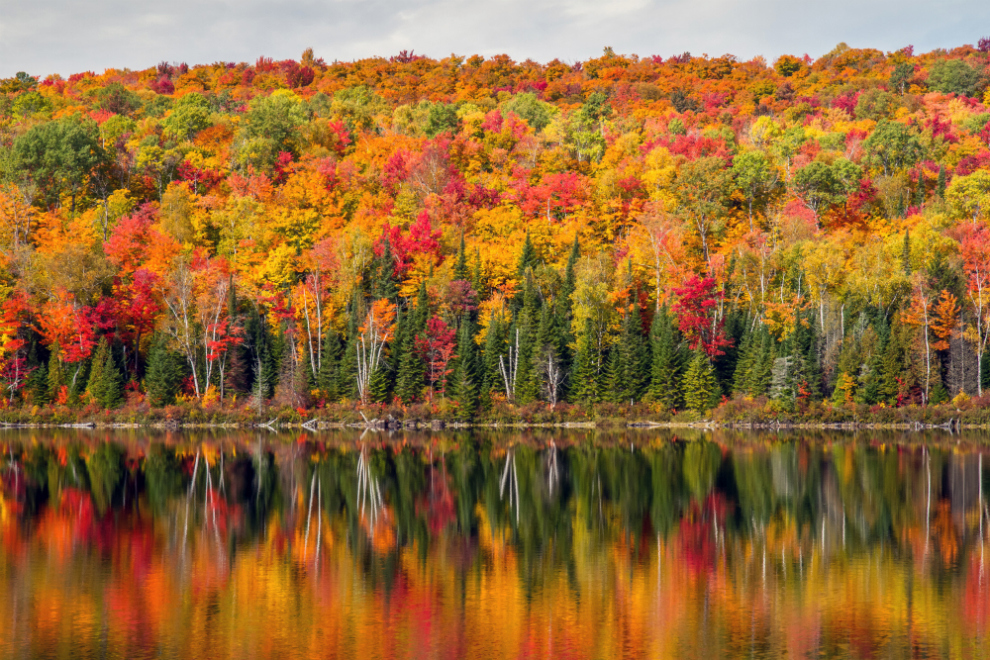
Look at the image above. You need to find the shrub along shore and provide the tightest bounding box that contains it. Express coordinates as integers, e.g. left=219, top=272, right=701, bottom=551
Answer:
left=1, top=395, right=988, bottom=431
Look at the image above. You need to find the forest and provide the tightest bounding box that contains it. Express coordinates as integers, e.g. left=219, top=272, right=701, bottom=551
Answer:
left=1, top=41, right=990, bottom=423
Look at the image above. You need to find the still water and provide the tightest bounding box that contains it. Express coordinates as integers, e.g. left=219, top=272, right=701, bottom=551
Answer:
left=1, top=429, right=989, bottom=659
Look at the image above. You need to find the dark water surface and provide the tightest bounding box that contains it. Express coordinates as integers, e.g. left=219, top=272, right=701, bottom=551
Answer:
left=2, top=429, right=989, bottom=659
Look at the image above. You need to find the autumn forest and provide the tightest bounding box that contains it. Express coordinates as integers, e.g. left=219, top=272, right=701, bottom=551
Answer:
left=2, top=42, right=990, bottom=423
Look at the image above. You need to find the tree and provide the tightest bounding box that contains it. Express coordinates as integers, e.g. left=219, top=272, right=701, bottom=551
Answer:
left=145, top=335, right=186, bottom=407
left=85, top=337, right=123, bottom=408
left=732, top=150, right=781, bottom=230
left=927, top=59, right=983, bottom=97
left=682, top=349, right=719, bottom=413
left=608, top=299, right=650, bottom=404
left=415, top=315, right=457, bottom=402
left=355, top=299, right=396, bottom=404
left=862, top=120, right=922, bottom=176
left=791, top=159, right=861, bottom=225
left=648, top=306, right=685, bottom=409
left=671, top=156, right=731, bottom=264
left=672, top=276, right=731, bottom=358
left=12, top=117, right=106, bottom=211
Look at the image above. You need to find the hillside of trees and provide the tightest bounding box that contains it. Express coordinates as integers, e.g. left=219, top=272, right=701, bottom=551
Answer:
left=1, top=41, right=990, bottom=423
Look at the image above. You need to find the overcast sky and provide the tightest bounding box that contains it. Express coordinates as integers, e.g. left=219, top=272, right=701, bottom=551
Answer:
left=2, top=0, right=988, bottom=78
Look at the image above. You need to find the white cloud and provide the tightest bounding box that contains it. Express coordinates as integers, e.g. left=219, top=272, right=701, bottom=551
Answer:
left=1, top=0, right=987, bottom=78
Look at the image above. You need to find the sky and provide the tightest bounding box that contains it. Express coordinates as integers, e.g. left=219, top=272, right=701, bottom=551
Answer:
left=2, top=0, right=988, bottom=78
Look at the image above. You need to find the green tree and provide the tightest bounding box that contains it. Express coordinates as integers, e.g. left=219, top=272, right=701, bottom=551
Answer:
left=927, top=59, right=984, bottom=97
left=13, top=117, right=106, bottom=211
left=85, top=337, right=123, bottom=408
left=682, top=350, right=719, bottom=413
left=863, top=120, right=922, bottom=176
left=145, top=336, right=186, bottom=407
left=161, top=93, right=212, bottom=141
left=732, top=150, right=781, bottom=230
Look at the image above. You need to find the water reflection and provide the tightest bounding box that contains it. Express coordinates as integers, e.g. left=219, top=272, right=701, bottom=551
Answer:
left=1, top=429, right=989, bottom=659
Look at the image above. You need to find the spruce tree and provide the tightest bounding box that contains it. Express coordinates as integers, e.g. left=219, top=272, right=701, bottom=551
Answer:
left=370, top=237, right=398, bottom=300
left=609, top=299, right=650, bottom=403
left=145, top=336, right=186, bottom=407
left=318, top=327, right=343, bottom=401
left=46, top=345, right=65, bottom=403
left=481, top=313, right=507, bottom=403
left=517, top=231, right=537, bottom=277
left=649, top=306, right=684, bottom=409
left=450, top=316, right=479, bottom=416
left=570, top=318, right=604, bottom=404
left=682, top=350, right=719, bottom=413
left=937, top=164, right=946, bottom=199
left=86, top=337, right=123, bottom=409
left=336, top=295, right=361, bottom=400
left=395, top=283, right=429, bottom=402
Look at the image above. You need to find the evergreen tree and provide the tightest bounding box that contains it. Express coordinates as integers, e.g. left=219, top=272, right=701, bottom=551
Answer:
left=395, top=283, right=429, bottom=402
left=512, top=275, right=540, bottom=403
left=317, top=327, right=343, bottom=401
left=25, top=341, right=48, bottom=404
left=937, top=164, right=946, bottom=199
left=480, top=313, right=507, bottom=403
left=450, top=316, right=479, bottom=416
left=913, top=174, right=925, bottom=208
left=570, top=318, right=604, bottom=404
left=608, top=299, right=650, bottom=403
left=86, top=337, right=123, bottom=408
left=145, top=336, right=186, bottom=407
left=370, top=237, right=398, bottom=299
left=46, top=346, right=65, bottom=403
left=336, top=294, right=361, bottom=400
left=517, top=231, right=537, bottom=277
left=649, top=306, right=685, bottom=409
left=683, top=350, right=720, bottom=413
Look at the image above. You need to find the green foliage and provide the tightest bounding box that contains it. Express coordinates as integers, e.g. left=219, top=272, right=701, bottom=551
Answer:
left=13, top=117, right=106, bottom=208
left=85, top=337, right=123, bottom=408
left=927, top=59, right=984, bottom=97
left=162, top=93, right=212, bottom=141
left=145, top=336, right=187, bottom=407
left=503, top=92, right=554, bottom=132
left=425, top=103, right=460, bottom=137
left=682, top=350, right=720, bottom=413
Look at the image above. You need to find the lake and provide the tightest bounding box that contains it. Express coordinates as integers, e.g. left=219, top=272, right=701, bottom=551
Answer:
left=1, top=429, right=988, bottom=659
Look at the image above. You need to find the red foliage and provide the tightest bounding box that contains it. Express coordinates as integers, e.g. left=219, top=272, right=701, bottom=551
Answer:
left=415, top=316, right=457, bottom=401
left=672, top=276, right=732, bottom=358
left=375, top=210, right=442, bottom=277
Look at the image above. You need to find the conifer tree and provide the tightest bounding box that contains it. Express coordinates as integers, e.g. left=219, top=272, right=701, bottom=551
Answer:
left=570, top=318, right=604, bottom=404
left=481, top=313, right=507, bottom=404
left=86, top=337, right=123, bottom=408
left=649, top=306, right=685, bottom=409
left=450, top=316, right=479, bottom=416
left=46, top=345, right=65, bottom=403
left=937, top=164, right=946, bottom=198
left=145, top=335, right=186, bottom=407
left=370, top=237, right=398, bottom=300
left=395, top=282, right=428, bottom=402
left=683, top=349, right=719, bottom=413
left=608, top=299, right=650, bottom=403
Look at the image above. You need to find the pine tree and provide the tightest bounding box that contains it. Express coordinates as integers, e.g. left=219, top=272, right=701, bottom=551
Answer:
left=903, top=229, right=912, bottom=276
left=570, top=318, right=604, bottom=404
left=913, top=174, right=925, bottom=209
left=609, top=299, right=650, bottom=403
left=648, top=306, right=685, bottom=408
left=450, top=316, right=479, bottom=417
left=682, top=350, right=719, bottom=413
left=46, top=345, right=65, bottom=403
left=517, top=231, right=537, bottom=277
left=395, top=283, right=428, bottom=402
left=512, top=275, right=540, bottom=403
left=370, top=237, right=398, bottom=299
left=336, top=295, right=361, bottom=400
left=937, top=164, right=946, bottom=199
left=481, top=313, right=507, bottom=403
left=317, top=327, right=343, bottom=401
left=86, top=337, right=123, bottom=409
left=145, top=336, right=186, bottom=407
